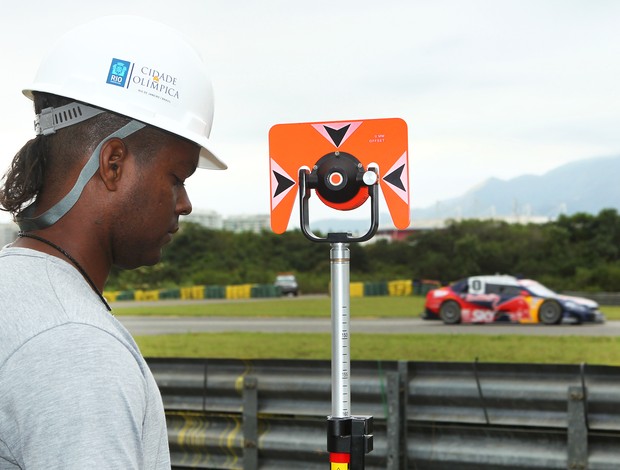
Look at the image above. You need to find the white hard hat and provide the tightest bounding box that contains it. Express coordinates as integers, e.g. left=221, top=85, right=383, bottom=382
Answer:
left=23, top=15, right=226, bottom=170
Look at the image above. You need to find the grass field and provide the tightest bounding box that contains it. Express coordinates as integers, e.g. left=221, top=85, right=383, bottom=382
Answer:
left=123, top=296, right=620, bottom=365
left=135, top=331, right=620, bottom=365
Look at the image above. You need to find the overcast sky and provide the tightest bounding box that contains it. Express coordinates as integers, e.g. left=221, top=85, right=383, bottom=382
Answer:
left=2, top=0, right=619, bottom=228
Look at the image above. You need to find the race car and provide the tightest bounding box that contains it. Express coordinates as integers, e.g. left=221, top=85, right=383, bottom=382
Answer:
left=424, top=275, right=605, bottom=325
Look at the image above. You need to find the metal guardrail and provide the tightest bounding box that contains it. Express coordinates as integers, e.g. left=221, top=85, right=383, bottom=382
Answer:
left=147, top=358, right=620, bottom=469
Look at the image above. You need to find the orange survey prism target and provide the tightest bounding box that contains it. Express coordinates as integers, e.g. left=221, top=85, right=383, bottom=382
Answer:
left=269, top=118, right=410, bottom=234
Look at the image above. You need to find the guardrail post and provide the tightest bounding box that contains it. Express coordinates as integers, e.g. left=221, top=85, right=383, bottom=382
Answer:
left=398, top=361, right=408, bottom=470
left=243, top=376, right=258, bottom=470
left=386, top=371, right=400, bottom=470
left=567, top=385, right=588, bottom=470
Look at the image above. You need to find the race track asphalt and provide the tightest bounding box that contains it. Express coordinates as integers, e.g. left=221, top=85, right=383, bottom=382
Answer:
left=117, top=315, right=618, bottom=336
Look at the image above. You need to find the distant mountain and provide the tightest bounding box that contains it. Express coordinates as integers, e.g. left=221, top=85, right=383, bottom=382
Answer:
left=412, top=155, right=620, bottom=221
left=310, top=155, right=620, bottom=233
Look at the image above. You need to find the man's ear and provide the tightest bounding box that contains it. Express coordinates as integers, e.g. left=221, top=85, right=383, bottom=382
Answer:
left=98, top=138, right=127, bottom=191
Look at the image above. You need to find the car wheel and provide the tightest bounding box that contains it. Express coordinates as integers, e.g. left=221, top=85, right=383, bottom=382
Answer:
left=539, top=300, right=562, bottom=325
left=439, top=300, right=462, bottom=324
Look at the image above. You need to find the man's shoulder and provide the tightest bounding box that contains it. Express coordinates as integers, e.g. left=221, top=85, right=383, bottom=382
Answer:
left=0, top=247, right=123, bottom=364
left=0, top=323, right=165, bottom=469
left=6, top=322, right=146, bottom=379
left=0, top=246, right=83, bottom=284
left=0, top=318, right=143, bottom=376
left=0, top=247, right=90, bottom=304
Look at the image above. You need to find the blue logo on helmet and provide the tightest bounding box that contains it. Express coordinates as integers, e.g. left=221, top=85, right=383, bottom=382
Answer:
left=106, top=58, right=132, bottom=87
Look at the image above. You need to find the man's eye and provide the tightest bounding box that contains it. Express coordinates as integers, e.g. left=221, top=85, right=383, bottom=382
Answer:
left=174, top=176, right=186, bottom=186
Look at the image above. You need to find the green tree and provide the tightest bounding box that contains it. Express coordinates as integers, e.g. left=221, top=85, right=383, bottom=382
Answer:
left=105, top=209, right=620, bottom=294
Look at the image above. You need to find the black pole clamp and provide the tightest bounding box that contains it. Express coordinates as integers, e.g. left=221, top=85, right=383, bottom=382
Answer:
left=327, top=416, right=374, bottom=470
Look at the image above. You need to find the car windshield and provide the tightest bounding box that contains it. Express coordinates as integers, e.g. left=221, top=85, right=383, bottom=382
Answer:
left=276, top=275, right=295, bottom=282
left=450, top=279, right=468, bottom=293
left=520, top=280, right=556, bottom=297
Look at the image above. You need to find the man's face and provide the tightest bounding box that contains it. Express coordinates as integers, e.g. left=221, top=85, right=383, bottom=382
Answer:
left=111, top=135, right=200, bottom=269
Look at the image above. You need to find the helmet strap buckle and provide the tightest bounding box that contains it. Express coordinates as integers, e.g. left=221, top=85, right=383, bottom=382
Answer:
left=34, top=103, right=105, bottom=136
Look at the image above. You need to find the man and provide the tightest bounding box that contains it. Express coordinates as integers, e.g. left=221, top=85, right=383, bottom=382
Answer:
left=0, top=15, right=225, bottom=469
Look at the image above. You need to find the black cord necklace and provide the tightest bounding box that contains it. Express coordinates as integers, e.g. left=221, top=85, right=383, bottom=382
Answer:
left=18, top=232, right=112, bottom=312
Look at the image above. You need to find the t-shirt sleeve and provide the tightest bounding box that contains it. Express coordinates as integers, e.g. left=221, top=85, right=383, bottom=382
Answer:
left=1, top=323, right=149, bottom=469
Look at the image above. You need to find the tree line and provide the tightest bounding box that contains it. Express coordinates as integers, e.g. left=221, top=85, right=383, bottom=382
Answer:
left=107, top=208, right=620, bottom=293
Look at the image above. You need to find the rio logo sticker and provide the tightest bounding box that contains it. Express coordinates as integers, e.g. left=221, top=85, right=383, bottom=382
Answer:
left=105, top=58, right=180, bottom=102
left=106, top=58, right=132, bottom=87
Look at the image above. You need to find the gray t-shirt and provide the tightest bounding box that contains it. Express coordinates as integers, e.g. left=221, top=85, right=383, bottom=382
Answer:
left=0, top=247, right=170, bottom=469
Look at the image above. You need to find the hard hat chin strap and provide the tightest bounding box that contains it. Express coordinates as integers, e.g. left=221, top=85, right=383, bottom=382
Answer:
left=17, top=119, right=146, bottom=231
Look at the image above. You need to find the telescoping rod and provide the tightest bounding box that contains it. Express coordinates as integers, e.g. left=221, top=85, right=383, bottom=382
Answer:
left=331, top=242, right=351, bottom=418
